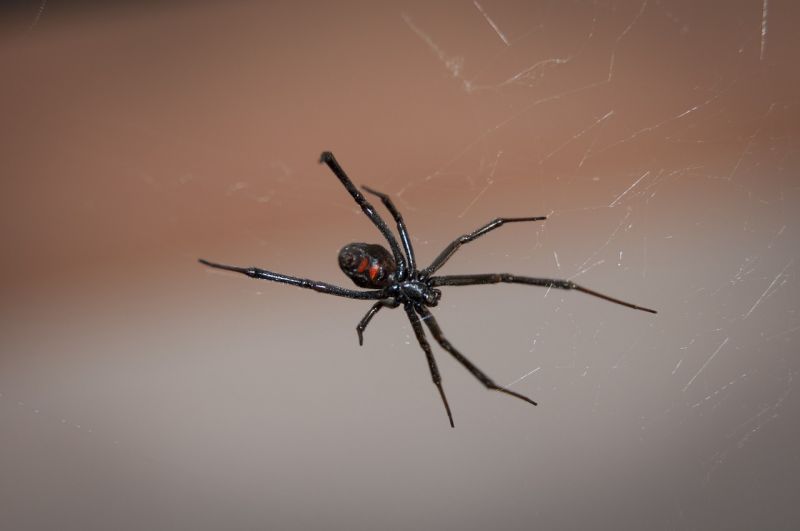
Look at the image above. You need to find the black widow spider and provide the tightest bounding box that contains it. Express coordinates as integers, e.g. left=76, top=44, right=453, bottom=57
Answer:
left=199, top=152, right=657, bottom=427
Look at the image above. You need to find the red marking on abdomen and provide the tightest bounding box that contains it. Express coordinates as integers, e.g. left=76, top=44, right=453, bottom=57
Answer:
left=369, top=263, right=380, bottom=281
left=357, top=257, right=369, bottom=273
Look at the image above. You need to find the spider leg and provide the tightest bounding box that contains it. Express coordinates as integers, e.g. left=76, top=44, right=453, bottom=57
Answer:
left=416, top=305, right=538, bottom=407
left=362, top=185, right=416, bottom=272
left=421, top=217, right=546, bottom=276
left=404, top=304, right=455, bottom=428
left=319, top=152, right=408, bottom=279
left=356, top=299, right=400, bottom=346
left=430, top=274, right=657, bottom=314
left=199, top=259, right=385, bottom=300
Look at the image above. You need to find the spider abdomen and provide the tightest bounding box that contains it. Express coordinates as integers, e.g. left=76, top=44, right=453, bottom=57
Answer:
left=338, top=243, right=396, bottom=289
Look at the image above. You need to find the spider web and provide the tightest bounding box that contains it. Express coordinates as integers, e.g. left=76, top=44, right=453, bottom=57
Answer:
left=1, top=1, right=798, bottom=530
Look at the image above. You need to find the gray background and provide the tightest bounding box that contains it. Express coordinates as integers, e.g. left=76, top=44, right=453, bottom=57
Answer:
left=2, top=1, right=798, bottom=529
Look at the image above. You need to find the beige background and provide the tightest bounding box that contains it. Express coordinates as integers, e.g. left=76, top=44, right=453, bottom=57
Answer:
left=2, top=1, right=799, bottom=529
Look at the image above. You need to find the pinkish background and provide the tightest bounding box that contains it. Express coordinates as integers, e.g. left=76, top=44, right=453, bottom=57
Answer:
left=2, top=1, right=799, bottom=529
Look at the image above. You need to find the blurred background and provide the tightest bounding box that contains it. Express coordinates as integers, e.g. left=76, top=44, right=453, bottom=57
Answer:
left=1, top=1, right=798, bottom=529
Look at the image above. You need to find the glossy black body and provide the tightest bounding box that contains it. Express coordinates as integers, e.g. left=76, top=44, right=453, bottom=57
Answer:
left=338, top=243, right=396, bottom=289
left=199, top=151, right=657, bottom=427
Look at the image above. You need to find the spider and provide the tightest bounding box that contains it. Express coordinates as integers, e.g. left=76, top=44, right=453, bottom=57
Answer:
left=199, top=151, right=657, bottom=427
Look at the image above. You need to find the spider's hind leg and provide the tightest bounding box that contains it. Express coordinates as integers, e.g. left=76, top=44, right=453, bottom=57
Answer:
left=362, top=185, right=416, bottom=273
left=416, top=306, right=538, bottom=407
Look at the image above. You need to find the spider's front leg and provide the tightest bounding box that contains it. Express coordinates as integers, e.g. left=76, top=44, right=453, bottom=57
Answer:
left=416, top=305, right=538, bottom=407
left=421, top=216, right=546, bottom=277
left=356, top=299, right=400, bottom=346
left=430, top=273, right=657, bottom=314
left=404, top=304, right=455, bottom=428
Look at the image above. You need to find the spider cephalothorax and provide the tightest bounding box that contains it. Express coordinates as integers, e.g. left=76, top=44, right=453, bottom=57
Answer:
left=200, top=151, right=657, bottom=427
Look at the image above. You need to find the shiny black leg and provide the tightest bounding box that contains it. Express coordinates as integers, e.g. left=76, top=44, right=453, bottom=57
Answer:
left=199, top=259, right=386, bottom=300
left=416, top=305, right=538, bottom=407
left=421, top=216, right=546, bottom=276
left=320, top=152, right=407, bottom=279
left=429, top=273, right=657, bottom=313
left=362, top=185, right=416, bottom=272
left=404, top=304, right=455, bottom=428
left=356, top=299, right=400, bottom=346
